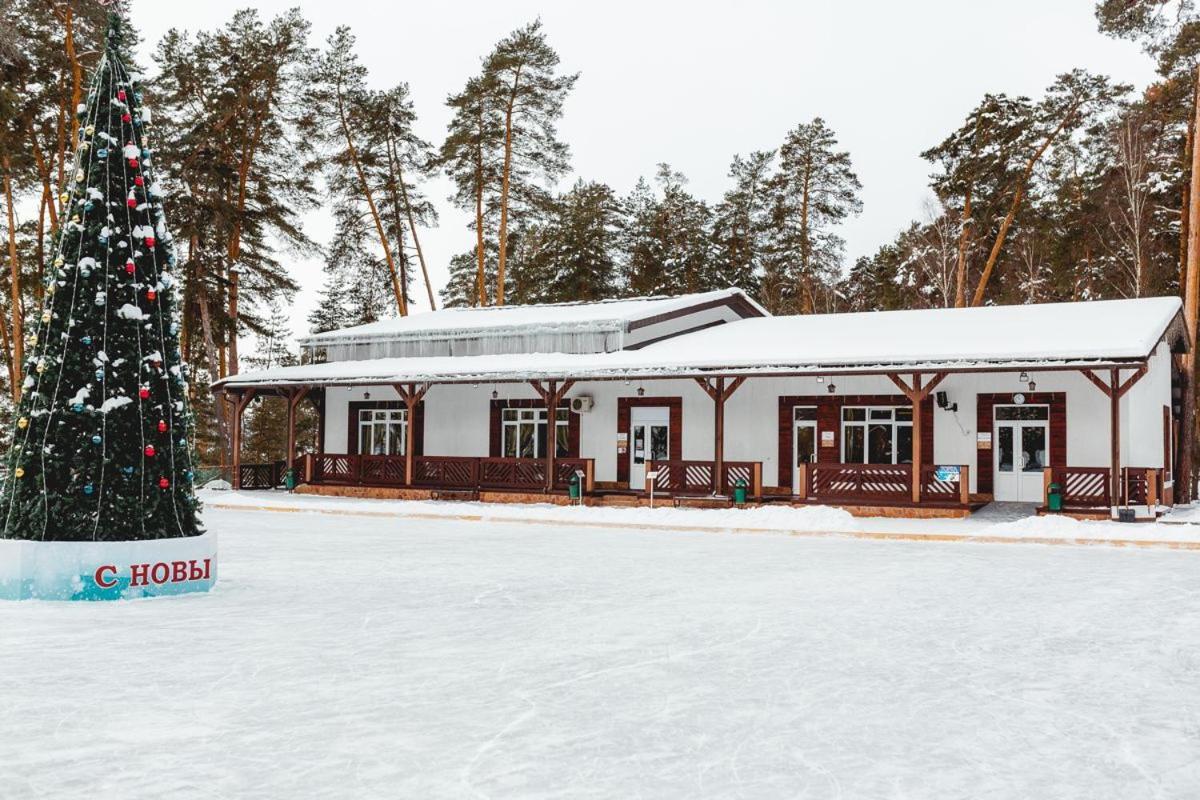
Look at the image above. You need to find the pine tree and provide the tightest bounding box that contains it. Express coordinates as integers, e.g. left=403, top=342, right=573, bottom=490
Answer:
left=0, top=16, right=200, bottom=542
left=773, top=118, right=862, bottom=314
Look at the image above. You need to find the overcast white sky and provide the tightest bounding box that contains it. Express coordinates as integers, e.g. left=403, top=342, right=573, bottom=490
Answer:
left=129, top=0, right=1158, bottom=341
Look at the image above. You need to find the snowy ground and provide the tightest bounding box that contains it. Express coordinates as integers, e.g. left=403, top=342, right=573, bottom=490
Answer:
left=2, top=508, right=1199, bottom=798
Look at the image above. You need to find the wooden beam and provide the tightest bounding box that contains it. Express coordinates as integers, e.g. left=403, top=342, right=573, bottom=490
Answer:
left=1110, top=367, right=1121, bottom=507
left=922, top=372, right=948, bottom=399
left=230, top=388, right=256, bottom=490
left=284, top=387, right=310, bottom=485
left=1081, top=369, right=1114, bottom=397
left=693, top=377, right=718, bottom=401
left=911, top=373, right=923, bottom=503
left=723, top=376, right=747, bottom=400
left=544, top=379, right=558, bottom=492
left=529, top=380, right=549, bottom=404
left=888, top=373, right=915, bottom=398
left=1116, top=364, right=1148, bottom=398
left=713, top=376, right=725, bottom=494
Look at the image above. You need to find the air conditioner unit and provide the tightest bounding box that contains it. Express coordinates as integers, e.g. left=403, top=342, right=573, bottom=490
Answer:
left=570, top=395, right=594, bottom=413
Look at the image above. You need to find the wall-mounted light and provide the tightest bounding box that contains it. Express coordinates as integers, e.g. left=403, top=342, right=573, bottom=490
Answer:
left=1018, top=371, right=1029, bottom=383
left=363, top=390, right=370, bottom=400
left=1028, top=380, right=1037, bottom=392
left=637, top=386, right=645, bottom=397
left=816, top=376, right=825, bottom=384
left=492, top=389, right=499, bottom=400
left=827, top=382, right=837, bottom=394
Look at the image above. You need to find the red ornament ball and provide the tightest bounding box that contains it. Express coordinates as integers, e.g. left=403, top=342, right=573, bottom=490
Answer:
left=117, top=89, right=127, bottom=101
left=126, top=197, right=137, bottom=208
left=157, top=420, right=167, bottom=433
left=144, top=445, right=156, bottom=457
left=125, top=260, right=135, bottom=275
left=138, top=386, right=150, bottom=400
left=145, top=236, right=156, bottom=248
left=122, top=113, right=131, bottom=123
left=134, top=176, right=144, bottom=187
left=128, top=158, right=138, bottom=168
left=158, top=477, right=170, bottom=489
left=146, top=289, right=157, bottom=301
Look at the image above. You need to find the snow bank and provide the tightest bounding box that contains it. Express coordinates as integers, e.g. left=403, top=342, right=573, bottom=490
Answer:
left=196, top=490, right=1200, bottom=546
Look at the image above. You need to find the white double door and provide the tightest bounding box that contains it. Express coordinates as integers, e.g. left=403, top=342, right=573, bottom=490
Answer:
left=993, top=405, right=1049, bottom=502
left=792, top=420, right=817, bottom=493
left=630, top=406, right=670, bottom=489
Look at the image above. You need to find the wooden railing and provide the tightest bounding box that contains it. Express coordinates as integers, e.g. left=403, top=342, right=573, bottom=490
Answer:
left=1043, top=466, right=1110, bottom=508
left=921, top=465, right=971, bottom=506
left=795, top=463, right=970, bottom=506
left=305, top=453, right=593, bottom=494
left=238, top=461, right=285, bottom=490
left=1121, top=467, right=1163, bottom=506
left=1041, top=466, right=1165, bottom=508
left=644, top=460, right=762, bottom=496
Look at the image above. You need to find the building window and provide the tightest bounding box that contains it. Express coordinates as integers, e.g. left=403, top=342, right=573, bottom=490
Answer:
left=358, top=408, right=407, bottom=455
left=841, top=406, right=913, bottom=464
left=502, top=407, right=569, bottom=458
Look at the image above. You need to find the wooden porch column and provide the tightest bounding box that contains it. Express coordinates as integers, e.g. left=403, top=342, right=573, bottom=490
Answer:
left=530, top=379, right=575, bottom=491
left=230, top=388, right=256, bottom=490
left=888, top=372, right=946, bottom=504
left=695, top=376, right=747, bottom=494
left=284, top=387, right=311, bottom=487
left=393, top=382, right=431, bottom=486
left=1081, top=365, right=1148, bottom=506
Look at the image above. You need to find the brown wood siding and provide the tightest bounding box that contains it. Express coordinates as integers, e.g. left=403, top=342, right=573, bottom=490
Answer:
left=489, top=398, right=580, bottom=458
left=975, top=393, right=1066, bottom=494
left=777, top=394, right=932, bottom=491
left=347, top=400, right=424, bottom=456
left=616, top=396, right=683, bottom=483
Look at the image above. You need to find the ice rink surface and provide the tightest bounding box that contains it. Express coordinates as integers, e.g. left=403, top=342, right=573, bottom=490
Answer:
left=2, top=507, right=1199, bottom=798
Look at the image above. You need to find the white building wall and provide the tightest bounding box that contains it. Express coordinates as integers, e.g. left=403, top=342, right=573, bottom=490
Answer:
left=320, top=346, right=1175, bottom=494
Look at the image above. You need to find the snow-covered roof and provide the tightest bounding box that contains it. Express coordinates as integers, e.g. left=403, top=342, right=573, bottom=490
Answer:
left=299, top=288, right=765, bottom=345
left=216, top=297, right=1186, bottom=389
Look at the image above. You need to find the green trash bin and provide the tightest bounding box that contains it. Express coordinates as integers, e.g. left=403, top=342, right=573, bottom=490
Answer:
left=1047, top=482, right=1062, bottom=512
left=733, top=479, right=748, bottom=506
left=568, top=473, right=581, bottom=500
left=285, top=468, right=297, bottom=492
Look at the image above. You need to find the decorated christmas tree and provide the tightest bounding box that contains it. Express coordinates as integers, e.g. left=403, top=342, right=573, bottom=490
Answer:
left=0, top=15, right=200, bottom=542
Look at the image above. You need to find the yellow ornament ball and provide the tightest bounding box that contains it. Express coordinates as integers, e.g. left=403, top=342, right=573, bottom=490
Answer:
left=85, top=125, right=94, bottom=136
left=80, top=141, right=89, bottom=151
left=71, top=215, right=80, bottom=225
left=14, top=467, right=24, bottom=478
left=75, top=170, right=84, bottom=182
left=59, top=192, right=69, bottom=204
left=46, top=284, right=55, bottom=295
left=17, top=417, right=27, bottom=429
left=35, top=362, right=45, bottom=374
left=54, top=257, right=64, bottom=267
left=40, top=311, right=51, bottom=323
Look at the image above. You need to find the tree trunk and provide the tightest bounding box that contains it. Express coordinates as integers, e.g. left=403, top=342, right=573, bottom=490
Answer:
left=954, top=186, right=972, bottom=307
left=198, top=283, right=232, bottom=463
left=495, top=65, right=524, bottom=307
left=333, top=83, right=407, bottom=317
left=387, top=133, right=436, bottom=309
left=798, top=169, right=814, bottom=314
left=3, top=157, right=23, bottom=392
left=970, top=108, right=1078, bottom=307
left=63, top=5, right=82, bottom=149
left=1180, top=65, right=1200, bottom=504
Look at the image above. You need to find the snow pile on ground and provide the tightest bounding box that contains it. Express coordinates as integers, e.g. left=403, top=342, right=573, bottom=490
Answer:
left=202, top=479, right=231, bottom=491
left=2, top=508, right=1197, bottom=796
left=196, top=489, right=1200, bottom=546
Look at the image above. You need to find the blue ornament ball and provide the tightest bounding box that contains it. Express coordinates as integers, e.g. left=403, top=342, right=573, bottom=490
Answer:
left=94, top=369, right=103, bottom=381
left=121, top=466, right=134, bottom=475
left=81, top=335, right=92, bottom=345
left=83, top=483, right=94, bottom=495
left=71, top=402, right=84, bottom=413
left=91, top=434, right=102, bottom=445
left=97, top=148, right=108, bottom=158
left=141, top=148, right=151, bottom=158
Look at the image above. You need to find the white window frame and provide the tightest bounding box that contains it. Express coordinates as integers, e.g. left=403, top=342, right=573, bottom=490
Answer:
left=358, top=407, right=407, bottom=456
left=840, top=405, right=913, bottom=464
left=501, top=407, right=570, bottom=459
